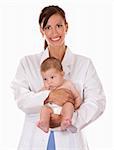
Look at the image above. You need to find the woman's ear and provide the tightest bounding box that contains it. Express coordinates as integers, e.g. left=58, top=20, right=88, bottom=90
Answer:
left=40, top=27, right=44, bottom=37
left=65, top=23, right=68, bottom=33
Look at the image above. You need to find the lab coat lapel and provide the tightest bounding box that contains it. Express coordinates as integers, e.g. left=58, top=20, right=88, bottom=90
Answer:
left=40, top=48, right=49, bottom=65
left=62, top=47, right=74, bottom=78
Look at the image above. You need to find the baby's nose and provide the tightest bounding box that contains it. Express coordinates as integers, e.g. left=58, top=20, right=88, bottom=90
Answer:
left=48, top=79, right=52, bottom=84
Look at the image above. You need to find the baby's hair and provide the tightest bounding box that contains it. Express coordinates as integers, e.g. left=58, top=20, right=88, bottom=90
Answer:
left=41, top=57, right=63, bottom=72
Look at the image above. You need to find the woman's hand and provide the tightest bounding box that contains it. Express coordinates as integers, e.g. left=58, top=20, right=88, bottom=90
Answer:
left=43, top=88, right=75, bottom=128
left=50, top=114, right=62, bottom=128
left=44, top=88, right=75, bottom=106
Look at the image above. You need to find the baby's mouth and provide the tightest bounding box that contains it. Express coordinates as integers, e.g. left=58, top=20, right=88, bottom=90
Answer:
left=49, top=86, right=55, bottom=90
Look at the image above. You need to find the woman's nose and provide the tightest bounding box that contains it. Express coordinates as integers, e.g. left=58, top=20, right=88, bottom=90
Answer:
left=52, top=27, right=58, bottom=35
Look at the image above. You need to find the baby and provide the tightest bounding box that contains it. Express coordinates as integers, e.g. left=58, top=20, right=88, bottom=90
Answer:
left=37, top=57, right=81, bottom=133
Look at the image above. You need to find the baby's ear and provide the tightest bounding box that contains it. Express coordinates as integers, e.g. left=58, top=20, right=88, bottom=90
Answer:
left=61, top=71, right=65, bottom=76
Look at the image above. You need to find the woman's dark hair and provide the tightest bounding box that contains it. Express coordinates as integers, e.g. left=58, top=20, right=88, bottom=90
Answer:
left=39, top=5, right=67, bottom=49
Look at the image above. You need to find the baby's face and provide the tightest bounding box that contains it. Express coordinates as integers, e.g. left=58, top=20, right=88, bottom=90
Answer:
left=41, top=68, right=64, bottom=90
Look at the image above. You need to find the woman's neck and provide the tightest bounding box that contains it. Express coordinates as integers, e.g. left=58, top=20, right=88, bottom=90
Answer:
left=48, top=45, right=67, bottom=62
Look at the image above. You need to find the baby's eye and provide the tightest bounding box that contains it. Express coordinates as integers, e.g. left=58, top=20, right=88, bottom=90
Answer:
left=43, top=78, right=47, bottom=81
left=51, top=76, right=54, bottom=79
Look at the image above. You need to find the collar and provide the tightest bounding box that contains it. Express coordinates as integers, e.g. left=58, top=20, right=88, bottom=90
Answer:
left=40, top=47, right=74, bottom=76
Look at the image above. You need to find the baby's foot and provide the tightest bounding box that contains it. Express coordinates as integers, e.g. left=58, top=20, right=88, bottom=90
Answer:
left=61, top=118, right=71, bottom=131
left=36, top=121, right=49, bottom=133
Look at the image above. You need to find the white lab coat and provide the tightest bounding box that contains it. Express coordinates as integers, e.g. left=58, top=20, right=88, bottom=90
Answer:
left=11, top=47, right=106, bottom=150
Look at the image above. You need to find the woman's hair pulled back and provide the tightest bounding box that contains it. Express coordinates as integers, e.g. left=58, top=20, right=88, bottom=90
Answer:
left=39, top=5, right=67, bottom=49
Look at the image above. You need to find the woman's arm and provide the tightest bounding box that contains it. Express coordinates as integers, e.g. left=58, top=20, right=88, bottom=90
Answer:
left=72, top=60, right=106, bottom=131
left=11, top=58, right=50, bottom=114
left=67, top=81, right=82, bottom=109
left=45, top=88, right=75, bottom=106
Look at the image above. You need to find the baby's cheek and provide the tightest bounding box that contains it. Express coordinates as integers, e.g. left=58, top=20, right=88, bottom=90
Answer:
left=56, top=82, right=60, bottom=87
left=44, top=83, right=49, bottom=89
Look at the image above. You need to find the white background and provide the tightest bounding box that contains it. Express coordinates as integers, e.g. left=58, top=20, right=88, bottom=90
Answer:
left=0, top=0, right=113, bottom=150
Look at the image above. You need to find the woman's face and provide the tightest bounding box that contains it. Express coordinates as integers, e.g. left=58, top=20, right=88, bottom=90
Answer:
left=40, top=14, right=68, bottom=48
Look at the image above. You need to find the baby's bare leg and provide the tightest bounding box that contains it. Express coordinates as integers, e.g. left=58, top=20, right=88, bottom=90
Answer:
left=37, top=106, right=53, bottom=133
left=61, top=102, right=74, bottom=131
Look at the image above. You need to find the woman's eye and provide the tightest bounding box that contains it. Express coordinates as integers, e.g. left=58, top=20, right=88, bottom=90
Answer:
left=57, top=24, right=63, bottom=28
left=45, top=26, right=51, bottom=30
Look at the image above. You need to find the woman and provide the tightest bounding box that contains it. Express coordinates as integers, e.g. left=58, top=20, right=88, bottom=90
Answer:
left=11, top=5, right=106, bottom=150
